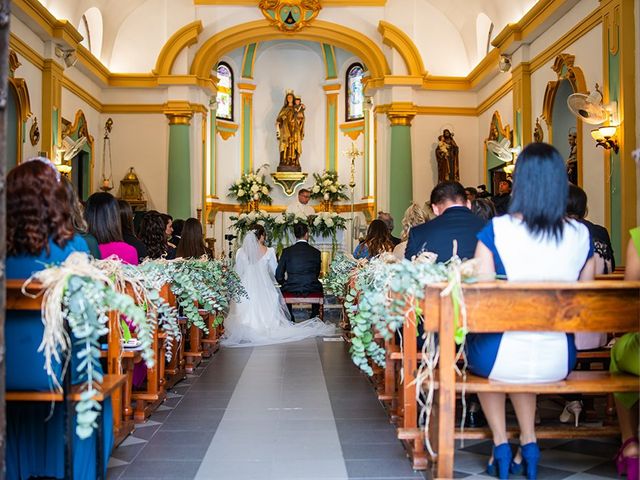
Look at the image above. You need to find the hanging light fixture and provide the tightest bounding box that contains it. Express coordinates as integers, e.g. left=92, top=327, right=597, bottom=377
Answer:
left=100, top=118, right=114, bottom=191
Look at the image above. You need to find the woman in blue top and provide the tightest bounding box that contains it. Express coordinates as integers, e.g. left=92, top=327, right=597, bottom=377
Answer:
left=5, top=158, right=113, bottom=480
left=353, top=219, right=394, bottom=259
left=467, top=143, right=594, bottom=479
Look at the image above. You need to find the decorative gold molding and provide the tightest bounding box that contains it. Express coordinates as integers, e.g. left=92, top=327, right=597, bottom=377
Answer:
left=483, top=110, right=512, bottom=186
left=541, top=54, right=587, bottom=127
left=9, top=33, right=45, bottom=70
left=339, top=120, right=364, bottom=140
left=61, top=76, right=102, bottom=112
left=477, top=79, right=514, bottom=116
left=511, top=62, right=532, bottom=146
left=385, top=102, right=417, bottom=127
left=195, top=0, right=386, bottom=4
left=154, top=21, right=203, bottom=75
left=204, top=199, right=377, bottom=216
left=190, top=19, right=390, bottom=82
left=322, top=84, right=341, bottom=92
left=102, top=104, right=166, bottom=114
left=377, top=20, right=426, bottom=77
left=260, top=0, right=322, bottom=32
left=215, top=120, right=238, bottom=140
left=237, top=82, right=257, bottom=91
left=163, top=101, right=207, bottom=125
left=376, top=104, right=476, bottom=117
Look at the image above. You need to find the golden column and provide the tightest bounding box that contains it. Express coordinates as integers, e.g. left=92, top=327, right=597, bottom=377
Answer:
left=41, top=59, right=63, bottom=159
left=511, top=62, right=532, bottom=146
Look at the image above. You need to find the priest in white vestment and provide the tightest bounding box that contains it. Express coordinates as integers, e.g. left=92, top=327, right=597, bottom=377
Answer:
left=286, top=188, right=315, bottom=217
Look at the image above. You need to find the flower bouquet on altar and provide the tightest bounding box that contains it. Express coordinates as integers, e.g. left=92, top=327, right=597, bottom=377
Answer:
left=310, top=171, right=349, bottom=204
left=228, top=172, right=273, bottom=207
left=310, top=211, right=347, bottom=253
left=229, top=210, right=274, bottom=241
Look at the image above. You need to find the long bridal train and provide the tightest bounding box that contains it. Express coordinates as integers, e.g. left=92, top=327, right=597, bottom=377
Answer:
left=221, top=231, right=334, bottom=347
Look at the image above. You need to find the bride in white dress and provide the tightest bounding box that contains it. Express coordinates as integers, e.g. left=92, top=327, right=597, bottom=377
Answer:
left=222, top=224, right=334, bottom=347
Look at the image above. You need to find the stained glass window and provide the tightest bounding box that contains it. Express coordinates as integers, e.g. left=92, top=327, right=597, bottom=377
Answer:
left=346, top=63, right=364, bottom=121
left=215, top=62, right=233, bottom=121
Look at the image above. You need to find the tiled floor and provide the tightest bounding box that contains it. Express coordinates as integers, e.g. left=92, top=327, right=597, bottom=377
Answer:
left=107, top=334, right=623, bottom=480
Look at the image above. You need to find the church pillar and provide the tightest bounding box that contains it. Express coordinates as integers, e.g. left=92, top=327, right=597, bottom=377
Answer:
left=324, top=83, right=340, bottom=171
left=209, top=106, right=217, bottom=197
left=387, top=104, right=416, bottom=237
left=164, top=102, right=193, bottom=219
left=600, top=0, right=636, bottom=265
left=511, top=62, right=532, bottom=147
left=238, top=83, right=255, bottom=174
left=41, top=59, right=63, bottom=160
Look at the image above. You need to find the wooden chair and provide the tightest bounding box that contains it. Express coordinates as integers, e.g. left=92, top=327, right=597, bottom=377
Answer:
left=421, top=281, right=640, bottom=479
left=6, top=280, right=127, bottom=480
left=282, top=292, right=325, bottom=320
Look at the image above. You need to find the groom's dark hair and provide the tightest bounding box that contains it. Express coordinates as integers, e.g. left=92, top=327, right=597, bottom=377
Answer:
left=293, top=222, right=308, bottom=239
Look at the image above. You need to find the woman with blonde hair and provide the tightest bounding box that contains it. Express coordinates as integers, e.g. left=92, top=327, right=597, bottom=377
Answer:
left=393, top=203, right=429, bottom=260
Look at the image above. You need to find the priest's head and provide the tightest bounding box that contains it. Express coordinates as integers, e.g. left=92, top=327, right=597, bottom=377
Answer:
left=298, top=188, right=311, bottom=205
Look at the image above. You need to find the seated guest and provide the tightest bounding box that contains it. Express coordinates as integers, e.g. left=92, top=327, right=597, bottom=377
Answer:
left=5, top=158, right=113, bottom=479
left=353, top=219, right=394, bottom=259
left=118, top=199, right=147, bottom=262
left=567, top=184, right=615, bottom=273
left=393, top=203, right=429, bottom=260
left=176, top=218, right=212, bottom=259
left=140, top=211, right=175, bottom=259
left=465, top=186, right=478, bottom=202
left=467, top=143, right=595, bottom=479
left=492, top=179, right=512, bottom=216
left=275, top=223, right=323, bottom=321
left=611, top=229, right=639, bottom=480
left=476, top=184, right=491, bottom=198
left=405, top=181, right=485, bottom=262
left=62, top=177, right=101, bottom=259
left=85, top=192, right=138, bottom=265
left=378, top=211, right=401, bottom=246
left=171, top=218, right=185, bottom=247
left=161, top=213, right=175, bottom=248
left=472, top=197, right=497, bottom=222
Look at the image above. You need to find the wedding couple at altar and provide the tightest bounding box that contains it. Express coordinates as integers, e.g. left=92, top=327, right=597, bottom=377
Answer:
left=222, top=222, right=334, bottom=347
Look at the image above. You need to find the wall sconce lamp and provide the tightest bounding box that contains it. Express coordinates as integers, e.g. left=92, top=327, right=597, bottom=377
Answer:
left=54, top=45, right=77, bottom=68
left=590, top=126, right=619, bottom=153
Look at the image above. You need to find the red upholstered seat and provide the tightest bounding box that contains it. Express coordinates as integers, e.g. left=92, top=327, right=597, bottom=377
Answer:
left=282, top=292, right=324, bottom=299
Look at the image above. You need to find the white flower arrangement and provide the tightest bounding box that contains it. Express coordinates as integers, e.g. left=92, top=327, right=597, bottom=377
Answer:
left=310, top=212, right=347, bottom=253
left=310, top=171, right=349, bottom=203
left=228, top=172, right=273, bottom=205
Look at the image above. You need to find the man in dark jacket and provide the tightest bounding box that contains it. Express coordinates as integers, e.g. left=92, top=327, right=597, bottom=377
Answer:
left=276, top=222, right=323, bottom=321
left=405, top=181, right=485, bottom=262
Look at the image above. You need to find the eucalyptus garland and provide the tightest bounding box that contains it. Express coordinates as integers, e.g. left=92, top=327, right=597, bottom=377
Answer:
left=323, top=253, right=358, bottom=299
left=27, top=252, right=149, bottom=440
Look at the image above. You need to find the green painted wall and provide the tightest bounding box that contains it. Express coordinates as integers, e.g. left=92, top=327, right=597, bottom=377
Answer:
left=242, top=99, right=252, bottom=173
left=389, top=125, right=413, bottom=238
left=167, top=124, right=191, bottom=218
left=322, top=44, right=337, bottom=79
left=242, top=44, right=257, bottom=78
left=210, top=111, right=216, bottom=196
left=328, top=101, right=337, bottom=170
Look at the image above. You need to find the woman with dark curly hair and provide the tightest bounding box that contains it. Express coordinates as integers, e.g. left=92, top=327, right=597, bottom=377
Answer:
left=5, top=158, right=113, bottom=479
left=353, top=219, right=394, bottom=259
left=139, top=211, right=175, bottom=259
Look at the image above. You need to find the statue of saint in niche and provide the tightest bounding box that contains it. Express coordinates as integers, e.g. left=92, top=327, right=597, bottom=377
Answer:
left=435, top=129, right=459, bottom=182
left=276, top=90, right=305, bottom=172
left=567, top=127, right=578, bottom=184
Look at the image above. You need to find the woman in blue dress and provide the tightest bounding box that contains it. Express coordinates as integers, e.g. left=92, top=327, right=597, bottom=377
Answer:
left=353, top=219, right=394, bottom=259
left=5, top=158, right=113, bottom=479
left=467, top=143, right=595, bottom=479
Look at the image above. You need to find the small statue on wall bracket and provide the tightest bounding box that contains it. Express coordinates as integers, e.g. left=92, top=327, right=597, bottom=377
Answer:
left=29, top=116, right=40, bottom=146
left=567, top=127, right=578, bottom=184
left=435, top=128, right=459, bottom=182
left=533, top=117, right=544, bottom=143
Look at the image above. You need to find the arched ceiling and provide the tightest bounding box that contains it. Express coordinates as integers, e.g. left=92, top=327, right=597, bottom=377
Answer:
left=37, top=0, right=540, bottom=74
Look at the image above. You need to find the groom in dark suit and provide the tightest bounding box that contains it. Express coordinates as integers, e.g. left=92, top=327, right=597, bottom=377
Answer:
left=276, top=222, right=323, bottom=321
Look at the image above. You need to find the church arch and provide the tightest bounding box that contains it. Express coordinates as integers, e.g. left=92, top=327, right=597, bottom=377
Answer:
left=190, top=20, right=390, bottom=85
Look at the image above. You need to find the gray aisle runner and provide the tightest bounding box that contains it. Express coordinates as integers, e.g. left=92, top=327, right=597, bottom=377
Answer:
left=195, top=339, right=349, bottom=480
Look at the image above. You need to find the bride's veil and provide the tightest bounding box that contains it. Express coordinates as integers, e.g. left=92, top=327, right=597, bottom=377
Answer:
left=235, top=231, right=262, bottom=277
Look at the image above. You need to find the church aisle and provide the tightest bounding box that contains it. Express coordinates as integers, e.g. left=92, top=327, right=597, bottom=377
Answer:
left=107, top=338, right=620, bottom=480
left=108, top=338, right=425, bottom=480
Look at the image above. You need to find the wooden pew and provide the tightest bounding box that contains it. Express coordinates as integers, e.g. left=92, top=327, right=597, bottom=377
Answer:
left=129, top=283, right=167, bottom=422
left=6, top=279, right=127, bottom=480
left=200, top=311, right=220, bottom=357
left=421, top=281, right=640, bottom=479
left=162, top=285, right=187, bottom=390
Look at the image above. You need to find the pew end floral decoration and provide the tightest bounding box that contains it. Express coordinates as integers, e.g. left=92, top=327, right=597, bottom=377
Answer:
left=228, top=172, right=273, bottom=206
left=310, top=171, right=349, bottom=203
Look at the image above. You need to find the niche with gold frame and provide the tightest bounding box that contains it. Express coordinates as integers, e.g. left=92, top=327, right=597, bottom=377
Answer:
left=61, top=110, right=95, bottom=201
left=484, top=111, right=512, bottom=195
left=541, top=54, right=586, bottom=186
left=8, top=50, right=32, bottom=168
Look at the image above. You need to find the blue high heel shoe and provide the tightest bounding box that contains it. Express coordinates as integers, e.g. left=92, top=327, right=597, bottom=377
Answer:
left=521, top=442, right=540, bottom=479
left=486, top=443, right=512, bottom=479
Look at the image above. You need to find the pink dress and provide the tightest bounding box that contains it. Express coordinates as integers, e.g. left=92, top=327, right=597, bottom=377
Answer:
left=98, top=242, right=147, bottom=386
left=98, top=242, right=139, bottom=265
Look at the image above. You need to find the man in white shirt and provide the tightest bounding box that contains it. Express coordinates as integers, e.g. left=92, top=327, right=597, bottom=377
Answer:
left=286, top=188, right=315, bottom=217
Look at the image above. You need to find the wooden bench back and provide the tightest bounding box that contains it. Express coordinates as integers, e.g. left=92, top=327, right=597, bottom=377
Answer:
left=6, top=279, right=43, bottom=310
left=423, top=281, right=640, bottom=333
